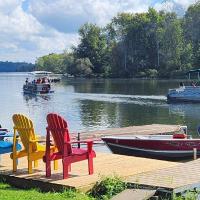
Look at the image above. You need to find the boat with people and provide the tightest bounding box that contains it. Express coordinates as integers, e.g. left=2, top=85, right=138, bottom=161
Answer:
left=167, top=69, right=200, bottom=103
left=167, top=85, right=200, bottom=103
left=23, top=72, right=54, bottom=94
left=102, top=131, right=200, bottom=160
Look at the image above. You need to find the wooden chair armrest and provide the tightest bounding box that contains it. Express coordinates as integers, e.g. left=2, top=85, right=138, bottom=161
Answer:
left=66, top=140, right=93, bottom=152
left=67, top=140, right=93, bottom=144
left=35, top=135, right=40, bottom=139
left=29, top=139, right=44, bottom=143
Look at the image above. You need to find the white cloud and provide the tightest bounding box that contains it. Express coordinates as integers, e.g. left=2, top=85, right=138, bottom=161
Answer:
left=0, top=0, right=22, bottom=13
left=28, top=0, right=151, bottom=33
left=154, top=0, right=196, bottom=14
left=0, top=0, right=196, bottom=62
left=0, top=0, right=78, bottom=62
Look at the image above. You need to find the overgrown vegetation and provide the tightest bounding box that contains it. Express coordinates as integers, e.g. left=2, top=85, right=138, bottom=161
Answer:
left=35, top=1, right=200, bottom=79
left=1, top=178, right=200, bottom=200
left=173, top=191, right=200, bottom=200
left=88, top=176, right=127, bottom=200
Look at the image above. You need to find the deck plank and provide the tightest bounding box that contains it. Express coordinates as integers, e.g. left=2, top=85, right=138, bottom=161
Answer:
left=127, top=159, right=200, bottom=193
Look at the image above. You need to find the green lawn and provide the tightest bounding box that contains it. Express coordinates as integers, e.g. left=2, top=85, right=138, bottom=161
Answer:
left=0, top=182, right=94, bottom=200
left=1, top=181, right=198, bottom=200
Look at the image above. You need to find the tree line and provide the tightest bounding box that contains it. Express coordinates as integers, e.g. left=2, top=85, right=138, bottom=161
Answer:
left=0, top=61, right=34, bottom=72
left=35, top=1, right=200, bottom=78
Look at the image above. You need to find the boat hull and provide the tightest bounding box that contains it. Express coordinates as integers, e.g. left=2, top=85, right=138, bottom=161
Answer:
left=23, top=83, right=54, bottom=94
left=102, top=136, right=200, bottom=160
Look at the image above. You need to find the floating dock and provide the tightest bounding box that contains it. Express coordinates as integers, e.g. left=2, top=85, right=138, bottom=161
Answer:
left=77, top=124, right=183, bottom=140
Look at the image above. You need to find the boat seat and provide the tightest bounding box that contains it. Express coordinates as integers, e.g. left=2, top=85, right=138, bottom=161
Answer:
left=173, top=133, right=187, bottom=139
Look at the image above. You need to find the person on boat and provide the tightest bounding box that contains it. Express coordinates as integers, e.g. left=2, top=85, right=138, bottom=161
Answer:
left=179, top=82, right=184, bottom=87
left=41, top=77, right=46, bottom=83
left=25, top=78, right=29, bottom=85
left=32, top=79, right=36, bottom=84
left=191, top=81, right=196, bottom=87
left=36, top=78, right=41, bottom=84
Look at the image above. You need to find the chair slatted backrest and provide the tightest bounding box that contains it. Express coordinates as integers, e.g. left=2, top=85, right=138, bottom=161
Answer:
left=12, top=114, right=38, bottom=151
left=46, top=113, right=71, bottom=154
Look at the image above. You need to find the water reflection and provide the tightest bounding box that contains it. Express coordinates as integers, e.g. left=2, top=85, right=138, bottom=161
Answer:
left=62, top=78, right=180, bottom=95
left=168, top=103, right=200, bottom=136
left=0, top=73, right=200, bottom=137
left=79, top=100, right=120, bottom=129
left=169, top=103, right=200, bottom=120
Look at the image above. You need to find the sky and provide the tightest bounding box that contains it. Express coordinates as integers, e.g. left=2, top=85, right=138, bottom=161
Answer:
left=0, top=0, right=196, bottom=63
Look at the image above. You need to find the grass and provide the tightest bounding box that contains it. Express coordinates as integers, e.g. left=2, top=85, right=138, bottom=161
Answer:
left=0, top=182, right=94, bottom=200
left=1, top=176, right=198, bottom=200
left=0, top=176, right=126, bottom=200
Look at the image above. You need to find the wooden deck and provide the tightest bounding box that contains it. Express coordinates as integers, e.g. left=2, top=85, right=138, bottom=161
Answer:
left=0, top=153, right=178, bottom=192
left=127, top=158, right=200, bottom=194
left=77, top=124, right=183, bottom=140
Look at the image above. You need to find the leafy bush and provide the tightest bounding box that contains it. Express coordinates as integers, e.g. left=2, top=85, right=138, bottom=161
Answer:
left=136, top=71, right=147, bottom=78
left=146, top=69, right=158, bottom=78
left=88, top=176, right=127, bottom=200
left=173, top=190, right=199, bottom=200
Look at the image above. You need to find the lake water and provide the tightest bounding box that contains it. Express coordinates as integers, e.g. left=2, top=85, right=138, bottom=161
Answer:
left=1, top=73, right=200, bottom=138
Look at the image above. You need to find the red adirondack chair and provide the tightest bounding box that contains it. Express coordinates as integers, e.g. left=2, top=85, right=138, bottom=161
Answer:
left=44, top=113, right=96, bottom=179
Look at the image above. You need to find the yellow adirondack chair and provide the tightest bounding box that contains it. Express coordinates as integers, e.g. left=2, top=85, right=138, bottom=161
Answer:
left=10, top=114, right=57, bottom=174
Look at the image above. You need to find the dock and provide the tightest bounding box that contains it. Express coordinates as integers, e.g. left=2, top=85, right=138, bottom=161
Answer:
left=77, top=124, right=183, bottom=140
left=0, top=153, right=178, bottom=192
left=1, top=152, right=200, bottom=197
left=127, top=158, right=200, bottom=194
left=1, top=124, right=198, bottom=198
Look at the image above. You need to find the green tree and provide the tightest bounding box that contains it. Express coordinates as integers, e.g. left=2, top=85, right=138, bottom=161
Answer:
left=34, top=1, right=200, bottom=78
left=184, top=1, right=200, bottom=68
left=74, top=23, right=108, bottom=74
left=35, top=53, right=65, bottom=73
left=158, top=12, right=184, bottom=77
left=67, top=57, right=93, bottom=77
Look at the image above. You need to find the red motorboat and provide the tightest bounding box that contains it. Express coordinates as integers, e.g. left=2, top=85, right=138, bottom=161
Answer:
left=101, top=134, right=200, bottom=160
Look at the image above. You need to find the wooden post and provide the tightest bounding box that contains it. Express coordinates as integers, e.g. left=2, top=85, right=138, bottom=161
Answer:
left=78, top=132, right=80, bottom=148
left=193, top=148, right=197, bottom=160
